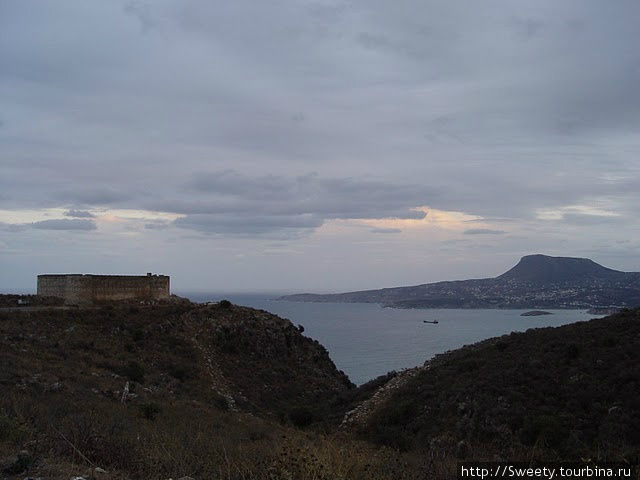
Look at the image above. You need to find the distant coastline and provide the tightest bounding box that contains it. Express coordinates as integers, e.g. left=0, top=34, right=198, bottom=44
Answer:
left=280, top=254, right=640, bottom=310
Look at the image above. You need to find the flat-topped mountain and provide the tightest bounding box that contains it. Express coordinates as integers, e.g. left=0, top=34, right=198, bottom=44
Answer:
left=282, top=254, right=640, bottom=309
left=498, top=254, right=624, bottom=283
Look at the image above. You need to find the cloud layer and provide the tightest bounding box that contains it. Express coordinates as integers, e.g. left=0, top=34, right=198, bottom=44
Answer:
left=1, top=1, right=639, bottom=291
left=31, top=219, right=96, bottom=231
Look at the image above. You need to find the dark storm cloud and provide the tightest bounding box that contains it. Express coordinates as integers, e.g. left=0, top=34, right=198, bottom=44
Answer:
left=464, top=229, right=506, bottom=235
left=64, top=209, right=95, bottom=218
left=31, top=219, right=96, bottom=231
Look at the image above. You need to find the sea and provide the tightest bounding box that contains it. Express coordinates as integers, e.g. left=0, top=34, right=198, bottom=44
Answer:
left=180, top=292, right=601, bottom=385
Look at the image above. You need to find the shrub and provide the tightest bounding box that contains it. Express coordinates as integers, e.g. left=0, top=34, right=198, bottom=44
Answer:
left=131, top=328, right=144, bottom=342
left=162, top=335, right=197, bottom=359
left=373, top=398, right=419, bottom=426
left=0, top=413, right=31, bottom=443
left=208, top=391, right=230, bottom=411
left=138, top=402, right=161, bottom=421
left=289, top=406, right=316, bottom=428
left=565, top=343, right=582, bottom=360
left=520, top=414, right=566, bottom=448
left=120, top=361, right=145, bottom=383
left=218, top=299, right=232, bottom=308
left=167, top=363, right=196, bottom=382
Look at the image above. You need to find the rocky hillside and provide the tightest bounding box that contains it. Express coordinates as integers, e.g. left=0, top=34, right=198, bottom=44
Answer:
left=0, top=300, right=352, bottom=420
left=0, top=301, right=394, bottom=480
left=344, top=308, right=640, bottom=461
left=281, top=255, right=640, bottom=309
left=2, top=299, right=639, bottom=479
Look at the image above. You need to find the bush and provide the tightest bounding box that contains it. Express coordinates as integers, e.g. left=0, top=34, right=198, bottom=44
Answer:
left=520, top=415, right=566, bottom=448
left=289, top=406, right=317, bottom=428
left=0, top=413, right=31, bottom=443
left=374, top=398, right=419, bottom=426
left=565, top=343, right=582, bottom=360
left=167, top=363, right=196, bottom=382
left=208, top=391, right=230, bottom=411
left=138, top=402, right=161, bottom=421
left=131, top=328, right=144, bottom=342
left=218, top=299, right=232, bottom=308
left=120, top=361, right=145, bottom=383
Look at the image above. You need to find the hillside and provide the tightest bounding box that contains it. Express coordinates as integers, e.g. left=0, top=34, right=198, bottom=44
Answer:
left=2, top=300, right=639, bottom=478
left=281, top=254, right=640, bottom=309
left=0, top=301, right=352, bottom=418
left=344, top=308, right=640, bottom=462
left=0, top=301, right=394, bottom=480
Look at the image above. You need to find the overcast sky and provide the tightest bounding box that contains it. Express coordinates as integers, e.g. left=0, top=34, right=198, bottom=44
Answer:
left=1, top=1, right=640, bottom=293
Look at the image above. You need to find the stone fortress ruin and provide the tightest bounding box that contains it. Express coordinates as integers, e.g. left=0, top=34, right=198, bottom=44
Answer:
left=37, top=273, right=170, bottom=305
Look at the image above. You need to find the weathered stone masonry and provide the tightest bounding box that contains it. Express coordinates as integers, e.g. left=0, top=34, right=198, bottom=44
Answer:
left=37, top=273, right=170, bottom=305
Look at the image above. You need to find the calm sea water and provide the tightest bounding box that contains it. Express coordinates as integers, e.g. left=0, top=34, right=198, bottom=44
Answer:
left=180, top=292, right=600, bottom=385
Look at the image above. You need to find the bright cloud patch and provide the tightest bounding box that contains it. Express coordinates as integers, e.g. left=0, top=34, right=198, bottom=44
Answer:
left=536, top=205, right=622, bottom=223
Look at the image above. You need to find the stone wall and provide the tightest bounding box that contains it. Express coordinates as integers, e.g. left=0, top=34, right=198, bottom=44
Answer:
left=37, top=274, right=170, bottom=305
left=36, top=275, right=69, bottom=299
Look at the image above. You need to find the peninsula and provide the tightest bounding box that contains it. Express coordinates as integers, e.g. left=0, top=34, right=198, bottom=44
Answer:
left=281, top=254, right=640, bottom=309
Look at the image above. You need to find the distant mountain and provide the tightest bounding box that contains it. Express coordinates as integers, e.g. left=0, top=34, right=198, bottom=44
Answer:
left=498, top=254, right=623, bottom=283
left=281, top=254, right=640, bottom=309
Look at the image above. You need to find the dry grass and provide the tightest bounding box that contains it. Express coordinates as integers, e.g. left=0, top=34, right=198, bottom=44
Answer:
left=0, top=390, right=460, bottom=479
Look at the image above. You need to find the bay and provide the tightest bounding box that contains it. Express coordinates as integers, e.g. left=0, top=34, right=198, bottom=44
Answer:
left=181, top=292, right=600, bottom=385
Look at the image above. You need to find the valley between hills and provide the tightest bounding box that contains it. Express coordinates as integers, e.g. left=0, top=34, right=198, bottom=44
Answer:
left=1, top=298, right=639, bottom=479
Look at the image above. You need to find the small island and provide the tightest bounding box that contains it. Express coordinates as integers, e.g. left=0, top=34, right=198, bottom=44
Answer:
left=521, top=310, right=553, bottom=316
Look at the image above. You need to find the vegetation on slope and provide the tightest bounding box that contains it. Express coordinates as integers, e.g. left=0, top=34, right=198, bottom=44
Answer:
left=0, top=300, right=435, bottom=479
left=1, top=299, right=639, bottom=478
left=356, top=308, right=640, bottom=463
